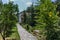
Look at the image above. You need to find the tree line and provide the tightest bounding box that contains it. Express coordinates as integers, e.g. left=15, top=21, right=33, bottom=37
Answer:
left=22, top=0, right=60, bottom=40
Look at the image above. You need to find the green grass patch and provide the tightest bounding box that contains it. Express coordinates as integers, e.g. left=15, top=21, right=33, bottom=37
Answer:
left=6, top=26, right=20, bottom=40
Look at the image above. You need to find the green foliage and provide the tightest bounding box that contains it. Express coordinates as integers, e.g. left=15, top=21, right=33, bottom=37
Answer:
left=35, top=0, right=59, bottom=40
left=24, top=4, right=35, bottom=26
left=23, top=11, right=27, bottom=24
left=0, top=1, right=19, bottom=40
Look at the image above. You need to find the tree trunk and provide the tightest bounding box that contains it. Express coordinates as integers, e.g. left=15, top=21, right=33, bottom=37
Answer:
left=3, top=37, right=5, bottom=40
left=1, top=32, right=5, bottom=40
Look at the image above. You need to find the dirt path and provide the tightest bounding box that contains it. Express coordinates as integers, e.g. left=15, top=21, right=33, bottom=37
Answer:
left=16, top=23, right=37, bottom=40
left=0, top=34, right=3, bottom=40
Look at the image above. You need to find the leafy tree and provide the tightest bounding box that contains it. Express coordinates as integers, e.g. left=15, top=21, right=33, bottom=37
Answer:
left=0, top=1, right=19, bottom=40
left=55, top=0, right=60, bottom=17
left=35, top=0, right=58, bottom=40
left=0, top=0, right=3, bottom=33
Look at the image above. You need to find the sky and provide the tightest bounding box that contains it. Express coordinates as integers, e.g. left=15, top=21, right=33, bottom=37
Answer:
left=2, top=0, right=55, bottom=12
left=2, top=0, right=37, bottom=12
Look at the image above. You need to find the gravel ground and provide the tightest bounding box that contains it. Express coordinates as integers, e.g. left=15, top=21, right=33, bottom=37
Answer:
left=16, top=23, right=37, bottom=40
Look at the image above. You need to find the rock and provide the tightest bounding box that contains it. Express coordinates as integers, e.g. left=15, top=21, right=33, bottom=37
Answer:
left=33, top=30, right=40, bottom=33
left=33, top=30, right=40, bottom=36
left=5, top=37, right=16, bottom=40
left=16, top=23, right=37, bottom=40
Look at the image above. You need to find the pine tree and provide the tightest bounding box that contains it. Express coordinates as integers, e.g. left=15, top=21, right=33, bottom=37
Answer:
left=23, top=11, right=27, bottom=24
left=26, top=3, right=35, bottom=27
left=30, top=4, right=35, bottom=27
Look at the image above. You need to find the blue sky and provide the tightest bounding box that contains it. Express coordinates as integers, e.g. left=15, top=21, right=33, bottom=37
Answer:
left=2, top=0, right=37, bottom=12
left=2, top=0, right=55, bottom=12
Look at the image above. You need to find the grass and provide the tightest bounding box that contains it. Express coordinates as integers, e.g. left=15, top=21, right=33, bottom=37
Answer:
left=21, top=24, right=33, bottom=33
left=9, top=26, right=20, bottom=40
left=6, top=26, right=20, bottom=40
left=0, top=26, right=20, bottom=40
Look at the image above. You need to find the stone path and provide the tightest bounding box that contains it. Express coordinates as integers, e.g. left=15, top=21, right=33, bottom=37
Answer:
left=16, top=23, right=37, bottom=40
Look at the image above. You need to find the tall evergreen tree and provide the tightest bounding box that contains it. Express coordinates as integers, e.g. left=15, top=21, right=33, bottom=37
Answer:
left=30, top=4, right=35, bottom=27
left=26, top=3, right=35, bottom=27
left=23, top=11, right=27, bottom=24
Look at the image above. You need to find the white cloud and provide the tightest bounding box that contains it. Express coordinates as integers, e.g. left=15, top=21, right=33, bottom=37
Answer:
left=26, top=2, right=32, bottom=7
left=10, top=0, right=14, bottom=1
